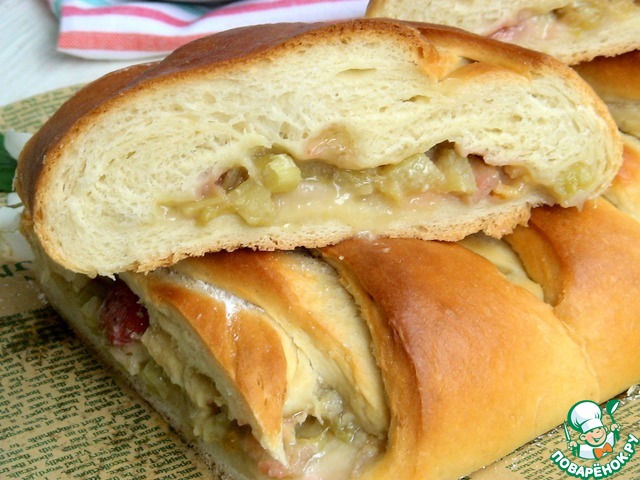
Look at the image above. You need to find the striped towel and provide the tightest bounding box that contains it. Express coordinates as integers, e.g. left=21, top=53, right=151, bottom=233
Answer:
left=45, top=0, right=368, bottom=60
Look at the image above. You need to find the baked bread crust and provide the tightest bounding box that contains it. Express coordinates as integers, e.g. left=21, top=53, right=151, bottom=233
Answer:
left=169, top=250, right=390, bottom=438
left=366, top=0, right=640, bottom=64
left=15, top=19, right=621, bottom=276
left=572, top=52, right=640, bottom=215
left=23, top=135, right=640, bottom=479
left=15, top=19, right=638, bottom=477
left=23, top=190, right=640, bottom=479
left=506, top=197, right=640, bottom=402
left=573, top=51, right=640, bottom=102
left=573, top=51, right=640, bottom=139
left=320, top=237, right=598, bottom=479
left=605, top=134, right=640, bottom=221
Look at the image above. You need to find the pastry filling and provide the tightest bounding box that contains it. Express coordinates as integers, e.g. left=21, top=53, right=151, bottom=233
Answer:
left=162, top=141, right=534, bottom=227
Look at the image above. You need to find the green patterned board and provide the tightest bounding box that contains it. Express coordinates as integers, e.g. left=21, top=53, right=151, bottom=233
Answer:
left=0, top=85, right=81, bottom=132
left=0, top=86, right=82, bottom=204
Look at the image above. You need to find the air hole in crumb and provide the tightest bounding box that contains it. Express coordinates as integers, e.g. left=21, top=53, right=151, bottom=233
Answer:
left=233, top=122, right=248, bottom=133
left=335, top=68, right=377, bottom=79
left=279, top=122, right=296, bottom=140
left=402, top=95, right=431, bottom=104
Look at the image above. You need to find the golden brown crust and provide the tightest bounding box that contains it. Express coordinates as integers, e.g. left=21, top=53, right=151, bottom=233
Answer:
left=409, top=20, right=550, bottom=76
left=15, top=18, right=621, bottom=278
left=171, top=249, right=390, bottom=436
left=13, top=17, right=638, bottom=480
left=605, top=135, right=640, bottom=220
left=23, top=208, right=640, bottom=478
left=320, top=237, right=597, bottom=480
left=126, top=271, right=289, bottom=454
left=573, top=50, right=640, bottom=102
left=506, top=198, right=640, bottom=400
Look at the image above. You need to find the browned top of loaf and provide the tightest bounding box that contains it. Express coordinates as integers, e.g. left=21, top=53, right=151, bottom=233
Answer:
left=319, top=237, right=596, bottom=479
left=130, top=270, right=289, bottom=452
left=506, top=198, right=640, bottom=400
left=573, top=50, right=640, bottom=101
left=15, top=18, right=561, bottom=218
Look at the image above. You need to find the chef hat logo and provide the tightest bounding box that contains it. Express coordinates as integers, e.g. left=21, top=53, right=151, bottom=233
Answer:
left=568, top=400, right=604, bottom=434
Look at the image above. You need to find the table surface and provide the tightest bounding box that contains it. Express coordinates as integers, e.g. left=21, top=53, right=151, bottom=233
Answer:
left=0, top=0, right=147, bottom=107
